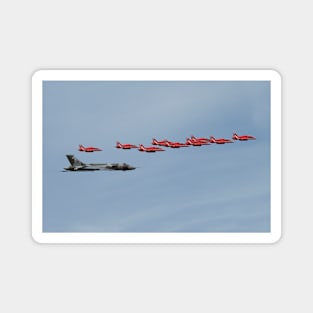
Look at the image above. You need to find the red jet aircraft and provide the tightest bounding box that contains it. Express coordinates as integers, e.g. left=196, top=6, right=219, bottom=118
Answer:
left=190, top=135, right=210, bottom=143
left=166, top=141, right=188, bottom=148
left=116, top=141, right=138, bottom=149
left=209, top=136, right=233, bottom=144
left=185, top=137, right=210, bottom=146
left=78, top=144, right=102, bottom=152
left=232, top=133, right=256, bottom=141
left=152, top=138, right=188, bottom=148
left=138, top=144, right=165, bottom=152
left=151, top=138, right=170, bottom=147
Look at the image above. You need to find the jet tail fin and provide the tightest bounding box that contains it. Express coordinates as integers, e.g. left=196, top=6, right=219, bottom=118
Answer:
left=66, top=155, right=86, bottom=167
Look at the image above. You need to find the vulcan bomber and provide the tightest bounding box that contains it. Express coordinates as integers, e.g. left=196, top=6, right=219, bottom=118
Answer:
left=64, top=155, right=136, bottom=171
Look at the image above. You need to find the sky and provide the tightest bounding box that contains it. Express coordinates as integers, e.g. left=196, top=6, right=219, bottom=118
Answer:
left=42, top=80, right=270, bottom=233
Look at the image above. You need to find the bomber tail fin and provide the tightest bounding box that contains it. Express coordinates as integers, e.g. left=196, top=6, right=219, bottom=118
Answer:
left=66, top=155, right=86, bottom=167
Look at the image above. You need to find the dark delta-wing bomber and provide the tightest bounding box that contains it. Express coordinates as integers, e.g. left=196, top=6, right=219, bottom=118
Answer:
left=64, top=155, right=136, bottom=171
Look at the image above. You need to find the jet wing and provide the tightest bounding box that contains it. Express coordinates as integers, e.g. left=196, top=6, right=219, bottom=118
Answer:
left=105, top=163, right=136, bottom=171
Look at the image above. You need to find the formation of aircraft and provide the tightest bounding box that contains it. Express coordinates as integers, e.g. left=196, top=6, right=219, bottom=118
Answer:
left=117, top=132, right=255, bottom=152
left=65, top=132, right=255, bottom=170
left=78, top=144, right=102, bottom=152
left=64, top=155, right=136, bottom=171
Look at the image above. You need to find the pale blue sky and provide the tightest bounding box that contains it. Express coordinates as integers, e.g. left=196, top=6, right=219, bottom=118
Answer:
left=43, top=80, right=270, bottom=232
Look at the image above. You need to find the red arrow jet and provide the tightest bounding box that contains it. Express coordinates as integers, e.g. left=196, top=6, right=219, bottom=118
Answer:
left=116, top=141, right=138, bottom=149
left=209, top=136, right=233, bottom=144
left=151, top=138, right=170, bottom=146
left=78, top=144, right=102, bottom=152
left=166, top=141, right=189, bottom=148
left=138, top=144, right=165, bottom=152
left=232, top=133, right=256, bottom=141
left=152, top=138, right=188, bottom=148
left=190, top=135, right=210, bottom=143
left=185, top=137, right=210, bottom=146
